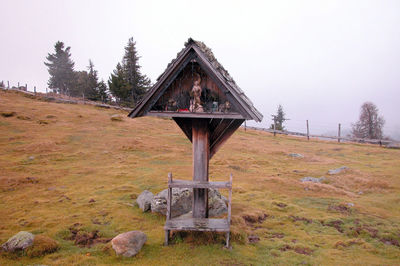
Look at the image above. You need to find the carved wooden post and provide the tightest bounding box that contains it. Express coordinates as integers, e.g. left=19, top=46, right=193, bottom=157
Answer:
left=192, top=119, right=209, bottom=218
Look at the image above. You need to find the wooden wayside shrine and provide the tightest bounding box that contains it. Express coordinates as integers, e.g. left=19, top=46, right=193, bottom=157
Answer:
left=128, top=38, right=263, bottom=247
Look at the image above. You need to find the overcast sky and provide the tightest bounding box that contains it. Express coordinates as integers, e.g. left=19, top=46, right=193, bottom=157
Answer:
left=1, top=0, right=399, bottom=138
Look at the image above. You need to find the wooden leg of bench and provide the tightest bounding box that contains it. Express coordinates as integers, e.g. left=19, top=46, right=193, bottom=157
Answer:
left=226, top=231, right=230, bottom=248
left=164, top=230, right=169, bottom=246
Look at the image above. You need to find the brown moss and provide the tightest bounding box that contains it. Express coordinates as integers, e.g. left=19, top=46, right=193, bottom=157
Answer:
left=16, top=115, right=31, bottom=120
left=1, top=111, right=16, bottom=117
left=25, top=235, right=59, bottom=257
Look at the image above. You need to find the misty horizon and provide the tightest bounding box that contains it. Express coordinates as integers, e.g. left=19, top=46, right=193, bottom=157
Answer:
left=1, top=0, right=399, bottom=139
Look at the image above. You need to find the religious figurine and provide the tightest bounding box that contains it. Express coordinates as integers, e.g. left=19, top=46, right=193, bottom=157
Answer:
left=219, top=100, right=231, bottom=113
left=189, top=73, right=204, bottom=112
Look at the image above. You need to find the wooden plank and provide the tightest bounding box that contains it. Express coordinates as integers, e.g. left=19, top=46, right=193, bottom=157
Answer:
left=173, top=117, right=192, bottom=142
left=129, top=50, right=195, bottom=118
left=148, top=111, right=245, bottom=120
left=228, top=174, right=232, bottom=224
left=164, top=218, right=230, bottom=232
left=210, top=119, right=233, bottom=146
left=210, top=119, right=244, bottom=158
left=191, top=47, right=254, bottom=120
left=192, top=119, right=209, bottom=218
left=167, top=173, right=172, bottom=220
left=169, top=180, right=232, bottom=189
left=209, top=118, right=222, bottom=133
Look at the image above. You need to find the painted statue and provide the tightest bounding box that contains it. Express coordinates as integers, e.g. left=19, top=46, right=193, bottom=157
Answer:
left=189, top=73, right=204, bottom=112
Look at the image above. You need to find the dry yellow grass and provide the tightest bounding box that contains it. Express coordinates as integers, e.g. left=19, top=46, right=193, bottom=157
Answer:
left=0, top=90, right=400, bottom=265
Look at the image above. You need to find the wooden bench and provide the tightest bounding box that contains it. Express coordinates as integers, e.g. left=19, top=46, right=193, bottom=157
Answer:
left=164, top=173, right=232, bottom=247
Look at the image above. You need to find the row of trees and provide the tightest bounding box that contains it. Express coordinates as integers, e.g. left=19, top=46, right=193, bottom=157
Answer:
left=270, top=102, right=385, bottom=139
left=45, top=39, right=386, bottom=140
left=44, top=38, right=150, bottom=107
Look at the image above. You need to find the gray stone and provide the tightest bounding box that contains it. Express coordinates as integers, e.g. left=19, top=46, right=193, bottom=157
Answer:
left=111, top=231, right=146, bottom=257
left=300, top=176, right=326, bottom=183
left=289, top=153, right=303, bottom=158
left=136, top=190, right=154, bottom=212
left=151, top=188, right=192, bottom=218
left=151, top=187, right=228, bottom=218
left=346, top=202, right=354, bottom=207
left=2, top=231, right=34, bottom=252
left=208, top=188, right=228, bottom=217
left=328, top=166, right=348, bottom=175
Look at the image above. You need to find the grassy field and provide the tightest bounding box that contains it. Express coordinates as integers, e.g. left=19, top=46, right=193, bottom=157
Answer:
left=1, top=90, right=400, bottom=265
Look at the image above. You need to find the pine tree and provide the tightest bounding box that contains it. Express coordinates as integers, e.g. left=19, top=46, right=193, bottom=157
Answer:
left=44, top=41, right=76, bottom=94
left=108, top=63, right=129, bottom=104
left=270, top=104, right=287, bottom=131
left=352, top=102, right=385, bottom=139
left=71, top=71, right=89, bottom=97
left=86, top=60, right=100, bottom=100
left=108, top=37, right=151, bottom=106
left=97, top=80, right=109, bottom=103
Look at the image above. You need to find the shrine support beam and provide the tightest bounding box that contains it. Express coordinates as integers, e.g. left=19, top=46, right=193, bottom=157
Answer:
left=192, top=118, right=209, bottom=218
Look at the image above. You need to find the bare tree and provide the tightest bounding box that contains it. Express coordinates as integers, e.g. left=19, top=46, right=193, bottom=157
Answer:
left=352, top=102, right=385, bottom=139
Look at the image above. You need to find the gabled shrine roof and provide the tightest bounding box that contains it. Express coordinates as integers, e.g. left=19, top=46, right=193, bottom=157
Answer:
left=128, top=38, right=263, bottom=122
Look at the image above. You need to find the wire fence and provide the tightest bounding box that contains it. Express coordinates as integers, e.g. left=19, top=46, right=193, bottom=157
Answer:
left=0, top=80, right=131, bottom=111
left=2, top=80, right=399, bottom=148
left=243, top=122, right=399, bottom=147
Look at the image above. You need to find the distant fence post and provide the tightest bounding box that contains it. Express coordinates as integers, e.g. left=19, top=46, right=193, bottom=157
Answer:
left=18, top=82, right=20, bottom=88
left=34, top=86, right=36, bottom=95
left=25, top=84, right=27, bottom=90
left=273, top=120, right=276, bottom=136
left=244, top=120, right=246, bottom=132
left=338, top=123, right=341, bottom=143
left=46, top=87, right=48, bottom=95
left=82, top=92, right=85, bottom=104
left=7, top=81, right=9, bottom=89
left=306, top=120, right=310, bottom=140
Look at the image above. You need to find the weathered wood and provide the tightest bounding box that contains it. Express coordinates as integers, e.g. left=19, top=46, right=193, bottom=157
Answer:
left=210, top=119, right=233, bottom=145
left=148, top=111, right=245, bottom=120
left=129, top=47, right=194, bottom=118
left=226, top=232, right=230, bottom=248
left=228, top=174, right=232, bottom=225
left=164, top=218, right=229, bottom=232
left=306, top=120, right=310, bottom=140
left=191, top=46, right=255, bottom=120
left=169, top=179, right=231, bottom=189
left=338, top=123, right=341, bottom=143
left=173, top=117, right=193, bottom=142
left=164, top=230, right=169, bottom=246
left=167, top=173, right=172, bottom=220
left=165, top=173, right=173, bottom=246
left=210, top=119, right=244, bottom=158
left=192, top=119, right=209, bottom=218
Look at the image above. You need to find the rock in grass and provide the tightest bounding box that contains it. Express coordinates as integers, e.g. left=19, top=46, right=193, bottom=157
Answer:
left=208, top=188, right=228, bottom=217
left=328, top=166, right=348, bottom=175
left=151, top=188, right=192, bottom=218
left=289, top=153, right=304, bottom=158
left=151, top=188, right=227, bottom=218
left=1, top=231, right=34, bottom=252
left=136, top=190, right=154, bottom=212
left=110, top=114, right=123, bottom=121
left=111, top=231, right=146, bottom=257
left=300, top=176, right=326, bottom=183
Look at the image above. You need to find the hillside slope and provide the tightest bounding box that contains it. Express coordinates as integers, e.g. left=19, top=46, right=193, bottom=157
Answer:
left=1, top=90, right=400, bottom=265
